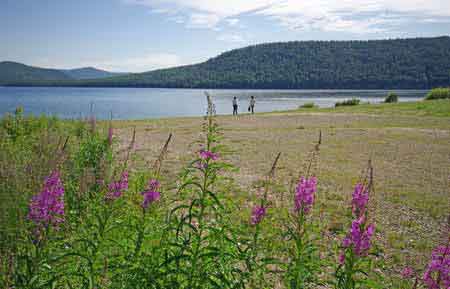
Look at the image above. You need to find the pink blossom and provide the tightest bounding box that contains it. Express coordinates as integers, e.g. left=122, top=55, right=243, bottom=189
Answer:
left=250, top=205, right=266, bottom=225
left=148, top=179, right=160, bottom=191
left=342, top=237, right=351, bottom=247
left=422, top=245, right=450, bottom=289
left=141, top=179, right=161, bottom=209
left=342, top=216, right=375, bottom=256
left=351, top=183, right=369, bottom=217
left=294, top=176, right=317, bottom=214
left=401, top=267, right=415, bottom=279
left=199, top=149, right=219, bottom=161
left=339, top=252, right=345, bottom=265
left=28, top=171, right=65, bottom=229
left=105, top=171, right=128, bottom=201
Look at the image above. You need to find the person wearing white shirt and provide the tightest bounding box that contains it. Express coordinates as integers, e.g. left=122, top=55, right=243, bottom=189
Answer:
left=232, top=96, right=238, bottom=115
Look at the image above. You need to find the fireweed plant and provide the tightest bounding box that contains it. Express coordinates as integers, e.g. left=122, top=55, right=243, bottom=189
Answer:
left=283, top=131, right=322, bottom=289
left=335, top=163, right=378, bottom=289
left=422, top=241, right=450, bottom=289
left=111, top=133, right=172, bottom=288
left=163, top=95, right=246, bottom=288
left=1, top=110, right=72, bottom=289
left=242, top=152, right=282, bottom=288
left=399, top=216, right=450, bottom=289
left=57, top=126, right=168, bottom=289
left=12, top=170, right=66, bottom=289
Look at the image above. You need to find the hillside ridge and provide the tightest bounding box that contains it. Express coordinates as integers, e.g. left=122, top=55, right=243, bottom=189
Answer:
left=2, top=36, right=450, bottom=89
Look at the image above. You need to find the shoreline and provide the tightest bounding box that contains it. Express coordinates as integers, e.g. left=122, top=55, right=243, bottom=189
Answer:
left=4, top=98, right=446, bottom=122
left=101, top=99, right=450, bottom=123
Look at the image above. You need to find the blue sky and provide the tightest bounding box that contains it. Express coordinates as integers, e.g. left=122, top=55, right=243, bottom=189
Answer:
left=2, top=0, right=450, bottom=72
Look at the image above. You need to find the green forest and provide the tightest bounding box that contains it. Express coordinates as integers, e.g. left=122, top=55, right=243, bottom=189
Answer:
left=2, top=36, right=450, bottom=89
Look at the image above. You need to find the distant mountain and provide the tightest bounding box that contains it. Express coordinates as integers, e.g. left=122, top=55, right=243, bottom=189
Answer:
left=3, top=36, right=450, bottom=89
left=60, top=67, right=125, bottom=80
left=0, top=61, right=125, bottom=83
left=0, top=61, right=72, bottom=83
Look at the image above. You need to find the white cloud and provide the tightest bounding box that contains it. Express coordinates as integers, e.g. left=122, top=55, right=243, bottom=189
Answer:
left=217, top=33, right=245, bottom=43
left=125, top=0, right=450, bottom=33
left=91, top=53, right=184, bottom=72
left=168, top=15, right=185, bottom=24
left=149, top=8, right=172, bottom=14
left=253, top=0, right=437, bottom=33
left=225, top=18, right=240, bottom=26
left=187, top=13, right=221, bottom=29
left=125, top=0, right=274, bottom=17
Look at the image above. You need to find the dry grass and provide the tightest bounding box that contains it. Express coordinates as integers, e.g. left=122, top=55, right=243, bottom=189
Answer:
left=113, top=109, right=450, bottom=274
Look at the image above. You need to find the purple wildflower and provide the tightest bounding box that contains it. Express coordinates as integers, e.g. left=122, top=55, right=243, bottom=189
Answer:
left=401, top=267, right=415, bottom=279
left=351, top=183, right=369, bottom=217
left=105, top=171, right=128, bottom=201
left=342, top=216, right=375, bottom=256
left=28, top=171, right=65, bottom=229
left=148, top=179, right=160, bottom=191
left=250, top=205, right=266, bottom=225
left=422, top=244, right=450, bottom=289
left=342, top=237, right=352, bottom=247
left=141, top=179, right=161, bottom=209
left=194, top=160, right=208, bottom=170
left=338, top=252, right=345, bottom=265
left=199, top=149, right=219, bottom=161
left=294, top=176, right=317, bottom=214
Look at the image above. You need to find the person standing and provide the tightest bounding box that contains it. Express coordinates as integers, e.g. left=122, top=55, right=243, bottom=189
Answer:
left=232, top=96, right=238, bottom=115
left=249, top=95, right=256, bottom=114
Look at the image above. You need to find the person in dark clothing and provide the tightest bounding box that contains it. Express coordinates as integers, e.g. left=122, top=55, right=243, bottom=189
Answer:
left=249, top=95, right=256, bottom=114
left=232, top=96, right=238, bottom=115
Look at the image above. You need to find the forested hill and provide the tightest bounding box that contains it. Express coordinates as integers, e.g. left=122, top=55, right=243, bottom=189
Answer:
left=0, top=62, right=123, bottom=83
left=59, top=67, right=125, bottom=80
left=0, top=61, right=72, bottom=83
left=4, top=36, right=450, bottom=89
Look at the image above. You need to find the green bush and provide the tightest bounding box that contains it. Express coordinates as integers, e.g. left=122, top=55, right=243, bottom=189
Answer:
left=299, top=102, right=316, bottom=108
left=425, top=87, right=450, bottom=100
left=384, top=92, right=398, bottom=103
left=335, top=98, right=360, bottom=107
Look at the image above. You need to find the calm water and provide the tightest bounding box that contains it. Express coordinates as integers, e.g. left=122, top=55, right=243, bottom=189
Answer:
left=0, top=87, right=427, bottom=120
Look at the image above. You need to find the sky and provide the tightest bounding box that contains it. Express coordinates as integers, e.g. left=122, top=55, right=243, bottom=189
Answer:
left=1, top=0, right=450, bottom=72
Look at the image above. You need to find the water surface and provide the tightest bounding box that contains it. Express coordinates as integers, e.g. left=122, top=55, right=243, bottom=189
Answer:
left=0, top=87, right=427, bottom=119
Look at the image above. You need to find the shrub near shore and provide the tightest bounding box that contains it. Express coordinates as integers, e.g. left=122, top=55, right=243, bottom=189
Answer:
left=425, top=87, right=450, bottom=100
left=385, top=92, right=399, bottom=103
left=1, top=103, right=449, bottom=289
left=335, top=98, right=361, bottom=107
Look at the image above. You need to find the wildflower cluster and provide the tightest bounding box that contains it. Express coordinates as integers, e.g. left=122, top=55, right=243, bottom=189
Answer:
left=141, top=179, right=161, bottom=209
left=105, top=171, right=128, bottom=201
left=335, top=175, right=377, bottom=289
left=422, top=244, right=450, bottom=288
left=401, top=266, right=415, bottom=278
left=294, top=176, right=317, bottom=214
left=341, top=217, right=375, bottom=257
left=250, top=205, right=266, bottom=225
left=199, top=149, right=219, bottom=161
left=28, top=171, right=65, bottom=229
left=351, top=183, right=369, bottom=216
left=284, top=133, right=321, bottom=289
left=341, top=183, right=375, bottom=259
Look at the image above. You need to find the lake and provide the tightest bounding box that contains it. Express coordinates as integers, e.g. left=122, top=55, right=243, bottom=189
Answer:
left=0, top=87, right=427, bottom=120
